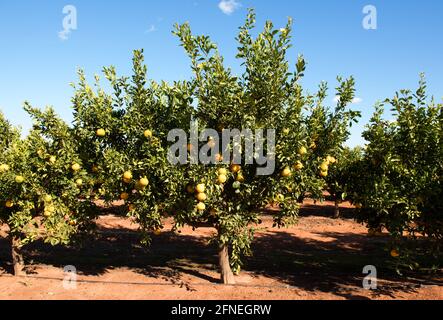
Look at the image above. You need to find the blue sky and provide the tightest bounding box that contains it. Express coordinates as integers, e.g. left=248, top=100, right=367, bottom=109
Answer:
left=0, top=0, right=442, bottom=147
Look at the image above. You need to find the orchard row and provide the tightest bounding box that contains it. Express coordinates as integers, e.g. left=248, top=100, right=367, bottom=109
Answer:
left=1, top=10, right=441, bottom=283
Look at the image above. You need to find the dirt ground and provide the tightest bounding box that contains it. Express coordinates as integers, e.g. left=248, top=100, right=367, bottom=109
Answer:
left=0, top=200, right=442, bottom=300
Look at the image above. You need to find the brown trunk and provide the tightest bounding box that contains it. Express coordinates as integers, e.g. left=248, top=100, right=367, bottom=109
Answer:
left=218, top=244, right=236, bottom=285
left=11, top=236, right=24, bottom=276
left=333, top=199, right=340, bottom=219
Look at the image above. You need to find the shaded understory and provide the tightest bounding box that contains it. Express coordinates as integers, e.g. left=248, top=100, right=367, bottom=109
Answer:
left=0, top=205, right=441, bottom=299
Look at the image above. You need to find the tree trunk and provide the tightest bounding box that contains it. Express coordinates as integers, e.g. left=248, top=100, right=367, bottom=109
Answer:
left=218, top=244, right=236, bottom=285
left=333, top=199, right=340, bottom=219
left=11, top=236, right=24, bottom=276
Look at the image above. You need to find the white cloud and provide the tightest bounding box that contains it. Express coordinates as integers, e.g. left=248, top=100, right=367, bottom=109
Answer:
left=145, top=25, right=157, bottom=33
left=218, top=0, right=241, bottom=15
left=333, top=96, right=363, bottom=104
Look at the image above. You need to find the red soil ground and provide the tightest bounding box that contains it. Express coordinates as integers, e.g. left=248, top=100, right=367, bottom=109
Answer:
left=0, top=200, right=442, bottom=300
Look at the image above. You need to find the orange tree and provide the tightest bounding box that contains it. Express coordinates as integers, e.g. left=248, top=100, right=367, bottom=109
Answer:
left=168, top=10, right=360, bottom=284
left=353, top=76, right=442, bottom=261
left=0, top=106, right=96, bottom=275
left=302, top=78, right=362, bottom=202
left=325, top=146, right=364, bottom=218
left=71, top=50, right=193, bottom=242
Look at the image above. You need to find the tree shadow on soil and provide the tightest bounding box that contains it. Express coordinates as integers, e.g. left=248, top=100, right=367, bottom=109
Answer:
left=0, top=222, right=441, bottom=299
left=247, top=230, right=442, bottom=299
left=299, top=203, right=356, bottom=219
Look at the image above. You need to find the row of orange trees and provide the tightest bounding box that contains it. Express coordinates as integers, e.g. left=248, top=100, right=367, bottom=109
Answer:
left=324, top=75, right=442, bottom=269
left=1, top=10, right=440, bottom=282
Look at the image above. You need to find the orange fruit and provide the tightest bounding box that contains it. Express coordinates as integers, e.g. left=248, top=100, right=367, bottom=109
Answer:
left=139, top=178, right=149, bottom=188
left=298, top=146, right=308, bottom=156
left=195, top=184, right=206, bottom=194
left=320, top=162, right=329, bottom=172
left=196, top=202, right=206, bottom=211
left=123, top=171, right=133, bottom=181
left=390, top=249, right=400, bottom=258
left=281, top=167, right=292, bottom=178
left=230, top=164, right=241, bottom=173
left=96, top=129, right=106, bottom=137
left=236, top=173, right=245, bottom=183
left=196, top=193, right=207, bottom=202
left=0, top=164, right=10, bottom=173
left=15, top=176, right=25, bottom=184
left=217, top=174, right=227, bottom=184
left=294, top=161, right=304, bottom=171
left=144, top=130, right=153, bottom=138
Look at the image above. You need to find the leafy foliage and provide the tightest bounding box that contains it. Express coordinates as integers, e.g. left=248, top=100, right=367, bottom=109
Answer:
left=354, top=76, right=442, bottom=243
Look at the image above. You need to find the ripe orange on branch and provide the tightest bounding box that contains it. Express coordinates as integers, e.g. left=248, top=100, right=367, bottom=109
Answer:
left=196, top=193, right=207, bottom=202
left=281, top=167, right=292, bottom=178
left=390, top=249, right=400, bottom=258
left=72, top=163, right=81, bottom=172
left=15, top=176, right=25, bottom=184
left=195, top=184, right=206, bottom=194
left=144, top=130, right=153, bottom=138
left=139, top=177, right=149, bottom=188
left=320, top=162, right=329, bottom=172
left=230, top=164, right=241, bottom=173
left=0, top=164, right=10, bottom=173
left=217, top=174, right=227, bottom=184
left=96, top=129, right=106, bottom=137
left=236, top=173, right=245, bottom=182
left=298, top=146, right=308, bottom=156
left=196, top=202, right=206, bottom=211
left=294, top=161, right=304, bottom=171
